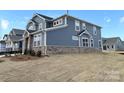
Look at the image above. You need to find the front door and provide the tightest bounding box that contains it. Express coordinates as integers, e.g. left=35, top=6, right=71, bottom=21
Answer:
left=82, top=38, right=89, bottom=47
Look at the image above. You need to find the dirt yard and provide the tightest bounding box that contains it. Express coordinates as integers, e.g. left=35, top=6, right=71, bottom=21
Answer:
left=0, top=53, right=124, bottom=82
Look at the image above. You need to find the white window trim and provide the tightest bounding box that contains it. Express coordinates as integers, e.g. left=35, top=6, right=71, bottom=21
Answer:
left=75, top=20, right=80, bottom=31
left=82, top=37, right=89, bottom=47
left=98, top=40, right=102, bottom=49
left=90, top=39, right=94, bottom=47
left=33, top=33, right=44, bottom=47
left=39, top=23, right=43, bottom=30
left=53, top=18, right=63, bottom=26
left=93, top=26, right=97, bottom=35
left=82, top=23, right=86, bottom=30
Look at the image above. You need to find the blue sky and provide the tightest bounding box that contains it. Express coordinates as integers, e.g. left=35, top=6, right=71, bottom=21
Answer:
left=0, top=10, right=124, bottom=40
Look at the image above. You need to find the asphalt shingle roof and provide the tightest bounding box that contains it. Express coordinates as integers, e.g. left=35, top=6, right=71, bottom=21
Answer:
left=9, top=35, right=23, bottom=42
left=12, top=28, right=25, bottom=35
left=102, top=37, right=120, bottom=45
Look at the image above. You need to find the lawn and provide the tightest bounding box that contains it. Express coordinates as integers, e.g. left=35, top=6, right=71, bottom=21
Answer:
left=0, top=53, right=124, bottom=82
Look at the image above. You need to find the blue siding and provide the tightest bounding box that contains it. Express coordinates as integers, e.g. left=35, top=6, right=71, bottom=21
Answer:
left=46, top=16, right=101, bottom=49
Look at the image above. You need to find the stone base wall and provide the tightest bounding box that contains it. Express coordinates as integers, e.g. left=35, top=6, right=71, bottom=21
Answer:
left=32, top=46, right=46, bottom=55
left=47, top=45, right=102, bottom=54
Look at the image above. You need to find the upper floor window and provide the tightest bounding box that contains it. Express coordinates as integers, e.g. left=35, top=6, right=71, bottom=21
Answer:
left=39, top=23, right=43, bottom=30
left=82, top=23, right=86, bottom=30
left=93, top=26, right=97, bottom=35
left=53, top=18, right=63, bottom=26
left=28, top=22, right=36, bottom=30
left=75, top=20, right=80, bottom=31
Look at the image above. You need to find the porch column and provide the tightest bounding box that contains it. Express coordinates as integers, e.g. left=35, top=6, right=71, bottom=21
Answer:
left=22, top=38, right=25, bottom=54
left=78, top=36, right=81, bottom=47
left=27, top=36, right=31, bottom=50
left=44, top=32, right=47, bottom=55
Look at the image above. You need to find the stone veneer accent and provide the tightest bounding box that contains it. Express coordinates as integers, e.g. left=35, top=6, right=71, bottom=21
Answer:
left=32, top=46, right=47, bottom=55
left=46, top=45, right=102, bottom=54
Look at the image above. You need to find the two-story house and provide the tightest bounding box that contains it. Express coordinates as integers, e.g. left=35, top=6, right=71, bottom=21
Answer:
left=4, top=28, right=25, bottom=52
left=23, top=13, right=102, bottom=54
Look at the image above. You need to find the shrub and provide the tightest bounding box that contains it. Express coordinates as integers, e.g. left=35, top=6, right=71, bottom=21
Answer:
left=24, top=49, right=28, bottom=55
left=30, top=50, right=35, bottom=56
left=36, top=51, right=42, bottom=57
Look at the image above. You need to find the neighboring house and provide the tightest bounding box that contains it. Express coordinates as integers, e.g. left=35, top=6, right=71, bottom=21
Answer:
left=0, top=40, right=6, bottom=52
left=4, top=28, right=25, bottom=51
left=23, top=13, right=102, bottom=54
left=102, top=37, right=124, bottom=51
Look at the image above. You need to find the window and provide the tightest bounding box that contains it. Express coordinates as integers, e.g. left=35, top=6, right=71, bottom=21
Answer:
left=37, top=41, right=40, bottom=46
left=33, top=41, right=36, bottom=47
left=91, top=39, right=94, bottom=47
left=93, top=26, right=97, bottom=35
left=98, top=40, right=102, bottom=48
left=33, top=34, right=42, bottom=47
left=107, top=45, right=109, bottom=49
left=82, top=23, right=86, bottom=30
left=82, top=38, right=89, bottom=47
left=53, top=18, right=63, bottom=26
left=75, top=20, right=80, bottom=31
left=39, top=23, right=43, bottom=30
left=111, top=45, right=114, bottom=48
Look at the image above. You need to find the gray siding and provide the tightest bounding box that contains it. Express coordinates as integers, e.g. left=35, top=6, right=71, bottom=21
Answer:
left=47, top=16, right=101, bottom=49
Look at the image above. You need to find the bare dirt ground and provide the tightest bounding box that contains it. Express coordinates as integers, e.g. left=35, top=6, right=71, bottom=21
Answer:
left=0, top=53, right=124, bottom=82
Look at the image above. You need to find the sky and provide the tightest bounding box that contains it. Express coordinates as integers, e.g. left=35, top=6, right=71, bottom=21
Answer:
left=0, top=10, right=124, bottom=40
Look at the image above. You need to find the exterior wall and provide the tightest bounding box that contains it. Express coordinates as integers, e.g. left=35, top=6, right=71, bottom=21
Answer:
left=0, top=42, right=6, bottom=52
left=46, top=16, right=102, bottom=49
left=46, top=17, right=79, bottom=46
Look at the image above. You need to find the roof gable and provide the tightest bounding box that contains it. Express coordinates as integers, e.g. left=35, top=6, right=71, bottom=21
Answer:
left=102, top=37, right=121, bottom=45
left=54, top=14, right=101, bottom=28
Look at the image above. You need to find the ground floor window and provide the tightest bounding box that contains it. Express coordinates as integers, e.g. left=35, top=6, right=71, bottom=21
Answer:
left=33, top=33, right=43, bottom=47
left=33, top=41, right=36, bottom=47
left=103, top=46, right=106, bottom=50
left=82, top=38, right=89, bottom=47
left=91, top=39, right=94, bottom=47
left=111, top=45, right=114, bottom=48
left=98, top=40, right=102, bottom=48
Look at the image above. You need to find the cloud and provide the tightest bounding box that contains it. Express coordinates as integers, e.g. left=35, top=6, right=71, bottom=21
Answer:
left=104, top=17, right=111, bottom=23
left=0, top=19, right=9, bottom=30
left=120, top=16, right=124, bottom=23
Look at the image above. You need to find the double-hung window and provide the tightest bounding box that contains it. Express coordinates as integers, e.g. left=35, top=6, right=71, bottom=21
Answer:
left=37, top=34, right=41, bottom=46
left=82, top=23, right=86, bottom=30
left=82, top=38, right=89, bottom=47
left=33, top=35, right=37, bottom=47
left=98, top=40, right=102, bottom=48
left=93, top=26, right=97, bottom=35
left=91, top=39, right=94, bottom=47
left=75, top=20, right=80, bottom=31
left=39, top=23, right=43, bottom=30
